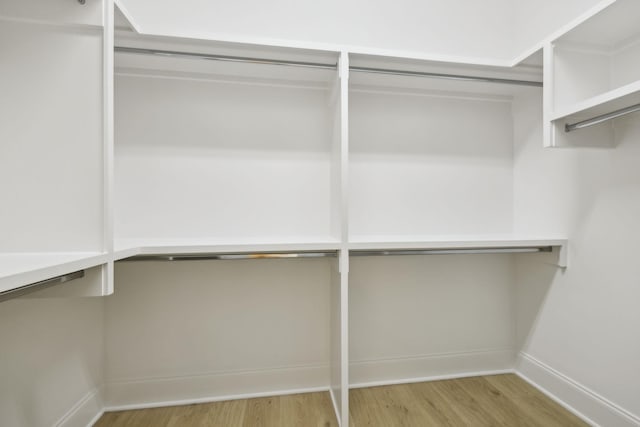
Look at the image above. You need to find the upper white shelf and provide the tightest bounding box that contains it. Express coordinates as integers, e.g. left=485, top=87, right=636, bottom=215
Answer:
left=551, top=80, right=640, bottom=123
left=0, top=252, right=110, bottom=294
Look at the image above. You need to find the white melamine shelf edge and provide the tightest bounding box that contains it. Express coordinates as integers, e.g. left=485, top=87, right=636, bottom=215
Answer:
left=0, top=15, right=104, bottom=32
left=348, top=237, right=567, bottom=251
left=348, top=237, right=568, bottom=267
left=113, top=239, right=343, bottom=258
left=551, top=80, right=640, bottom=122
left=0, top=252, right=110, bottom=294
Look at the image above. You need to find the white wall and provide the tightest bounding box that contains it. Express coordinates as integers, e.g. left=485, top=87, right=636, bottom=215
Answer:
left=0, top=298, right=104, bottom=427
left=513, top=93, right=640, bottom=424
left=117, top=0, right=514, bottom=63
left=0, top=5, right=105, bottom=253
left=104, top=259, right=332, bottom=407
left=349, top=254, right=515, bottom=385
left=349, top=87, right=514, bottom=238
left=114, top=71, right=334, bottom=244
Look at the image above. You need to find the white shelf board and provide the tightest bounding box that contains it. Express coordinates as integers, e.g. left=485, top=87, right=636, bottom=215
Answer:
left=114, top=237, right=343, bottom=261
left=551, top=80, right=640, bottom=123
left=0, top=252, right=110, bottom=294
left=558, top=0, right=640, bottom=48
left=349, top=235, right=568, bottom=267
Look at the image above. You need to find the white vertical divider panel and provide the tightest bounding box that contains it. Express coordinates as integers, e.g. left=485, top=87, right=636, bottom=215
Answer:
left=330, top=51, right=350, bottom=427
left=103, top=0, right=115, bottom=294
left=543, top=42, right=555, bottom=148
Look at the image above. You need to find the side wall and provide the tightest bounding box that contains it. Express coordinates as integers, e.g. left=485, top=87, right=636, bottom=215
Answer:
left=104, top=259, right=332, bottom=408
left=513, top=93, right=640, bottom=426
left=0, top=298, right=105, bottom=427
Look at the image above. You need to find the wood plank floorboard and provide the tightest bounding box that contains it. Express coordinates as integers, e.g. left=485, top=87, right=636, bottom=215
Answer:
left=95, top=374, right=588, bottom=426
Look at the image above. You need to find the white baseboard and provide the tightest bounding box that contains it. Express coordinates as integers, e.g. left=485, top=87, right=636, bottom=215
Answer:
left=349, top=348, right=515, bottom=388
left=516, top=352, right=640, bottom=427
left=55, top=352, right=640, bottom=427
left=104, top=364, right=330, bottom=411
left=54, top=388, right=103, bottom=427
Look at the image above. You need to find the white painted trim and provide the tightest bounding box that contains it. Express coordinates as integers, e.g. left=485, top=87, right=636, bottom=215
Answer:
left=87, top=410, right=105, bottom=427
left=104, top=363, right=330, bottom=409
left=349, top=348, right=515, bottom=389
left=113, top=0, right=143, bottom=33
left=329, top=388, right=342, bottom=427
left=54, top=388, right=103, bottom=427
left=105, top=386, right=330, bottom=412
left=516, top=352, right=640, bottom=427
left=349, top=369, right=515, bottom=390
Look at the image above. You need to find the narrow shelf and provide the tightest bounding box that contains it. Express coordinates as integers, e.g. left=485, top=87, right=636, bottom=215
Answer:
left=114, top=237, right=343, bottom=261
left=0, top=252, right=110, bottom=294
left=551, top=80, right=640, bottom=124
left=348, top=236, right=568, bottom=267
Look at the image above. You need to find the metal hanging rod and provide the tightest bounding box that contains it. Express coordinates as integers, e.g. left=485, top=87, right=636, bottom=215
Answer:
left=123, top=250, right=338, bottom=262
left=565, top=102, right=640, bottom=132
left=115, top=46, right=338, bottom=70
left=351, top=247, right=552, bottom=257
left=115, top=46, right=543, bottom=87
left=350, top=66, right=543, bottom=87
left=0, top=270, right=85, bottom=303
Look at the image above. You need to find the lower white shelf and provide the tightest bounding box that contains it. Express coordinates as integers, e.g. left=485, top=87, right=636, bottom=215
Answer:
left=349, top=235, right=568, bottom=267
left=113, top=238, right=343, bottom=261
left=0, top=252, right=110, bottom=294
left=113, top=235, right=568, bottom=266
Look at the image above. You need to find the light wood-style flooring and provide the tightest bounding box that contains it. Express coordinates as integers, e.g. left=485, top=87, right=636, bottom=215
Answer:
left=95, top=374, right=588, bottom=426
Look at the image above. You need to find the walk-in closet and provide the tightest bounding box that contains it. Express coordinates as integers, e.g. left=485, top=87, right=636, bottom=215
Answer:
left=2, top=0, right=639, bottom=426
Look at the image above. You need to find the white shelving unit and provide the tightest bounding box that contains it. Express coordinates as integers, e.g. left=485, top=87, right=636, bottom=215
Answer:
left=545, top=0, right=640, bottom=147
left=113, top=34, right=343, bottom=248
left=14, top=1, right=636, bottom=426
left=0, top=0, right=113, bottom=298
left=109, top=23, right=352, bottom=424
left=0, top=252, right=111, bottom=295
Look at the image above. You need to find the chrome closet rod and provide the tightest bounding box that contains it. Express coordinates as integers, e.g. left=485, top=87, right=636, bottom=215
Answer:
left=351, top=247, right=553, bottom=257
left=349, top=66, right=543, bottom=87
left=115, top=46, right=542, bottom=86
left=0, top=270, right=85, bottom=303
left=114, top=46, right=338, bottom=70
left=564, top=102, right=640, bottom=132
left=124, top=251, right=338, bottom=262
